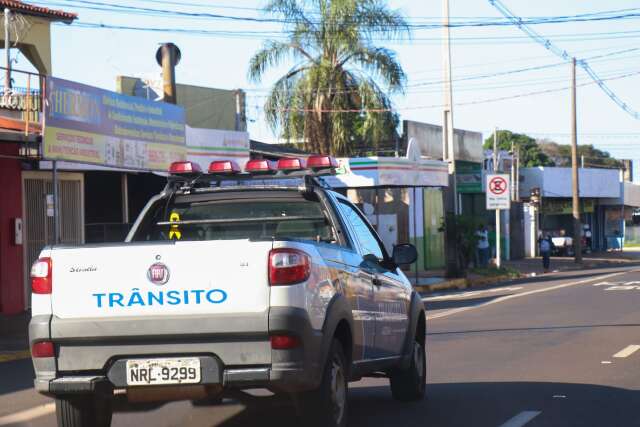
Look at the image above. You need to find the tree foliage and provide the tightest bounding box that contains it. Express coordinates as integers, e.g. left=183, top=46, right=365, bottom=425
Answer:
left=537, top=140, right=623, bottom=169
left=483, top=130, right=554, bottom=167
left=248, top=0, right=408, bottom=156
left=483, top=130, right=622, bottom=168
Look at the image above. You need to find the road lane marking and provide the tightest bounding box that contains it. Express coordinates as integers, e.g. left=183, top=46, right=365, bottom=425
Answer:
left=423, top=287, right=523, bottom=301
left=0, top=350, right=30, bottom=363
left=601, top=361, right=612, bottom=364
left=0, top=403, right=55, bottom=426
left=428, top=270, right=631, bottom=320
left=498, top=411, right=541, bottom=427
left=605, top=285, right=638, bottom=291
left=613, top=344, right=640, bottom=358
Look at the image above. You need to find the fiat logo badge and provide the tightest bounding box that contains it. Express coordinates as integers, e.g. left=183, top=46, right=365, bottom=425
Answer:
left=147, top=262, right=170, bottom=285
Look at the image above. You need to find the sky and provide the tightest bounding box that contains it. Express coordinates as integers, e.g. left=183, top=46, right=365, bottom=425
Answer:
left=24, top=0, right=640, bottom=177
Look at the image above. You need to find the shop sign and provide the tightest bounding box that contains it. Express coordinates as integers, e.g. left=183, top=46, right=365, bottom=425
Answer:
left=541, top=198, right=595, bottom=215
left=456, top=161, right=482, bottom=193
left=43, top=77, right=186, bottom=171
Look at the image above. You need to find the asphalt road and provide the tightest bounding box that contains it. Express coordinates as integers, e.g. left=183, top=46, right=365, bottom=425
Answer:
left=2, top=264, right=640, bottom=427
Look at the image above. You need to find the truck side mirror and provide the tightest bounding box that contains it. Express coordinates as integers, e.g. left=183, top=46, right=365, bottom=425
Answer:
left=392, top=243, right=417, bottom=265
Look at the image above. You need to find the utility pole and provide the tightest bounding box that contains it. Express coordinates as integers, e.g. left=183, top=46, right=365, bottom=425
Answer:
left=510, top=140, right=515, bottom=201
left=494, top=127, right=501, bottom=269
left=235, top=90, right=242, bottom=131
left=442, top=0, right=459, bottom=277
left=4, top=8, right=10, bottom=91
left=442, top=0, right=457, bottom=212
left=571, top=57, right=583, bottom=263
left=515, top=147, right=520, bottom=201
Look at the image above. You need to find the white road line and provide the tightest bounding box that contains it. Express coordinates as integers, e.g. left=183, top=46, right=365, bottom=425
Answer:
left=498, top=410, right=542, bottom=427
left=427, top=270, right=631, bottom=321
left=613, top=344, right=640, bottom=358
left=0, top=403, right=55, bottom=426
left=423, top=286, right=523, bottom=301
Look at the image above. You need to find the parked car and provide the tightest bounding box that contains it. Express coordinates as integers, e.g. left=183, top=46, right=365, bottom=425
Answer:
left=29, top=157, right=427, bottom=427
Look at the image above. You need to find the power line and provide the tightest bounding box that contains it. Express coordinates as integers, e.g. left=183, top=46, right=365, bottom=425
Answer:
left=36, top=0, right=640, bottom=28
left=249, top=70, right=640, bottom=113
left=489, top=0, right=640, bottom=121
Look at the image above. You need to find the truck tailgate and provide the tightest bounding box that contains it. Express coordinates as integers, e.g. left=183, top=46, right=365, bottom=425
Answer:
left=50, top=240, right=272, bottom=321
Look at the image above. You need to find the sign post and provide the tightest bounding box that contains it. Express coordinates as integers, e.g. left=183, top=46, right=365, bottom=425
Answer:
left=486, top=174, right=510, bottom=268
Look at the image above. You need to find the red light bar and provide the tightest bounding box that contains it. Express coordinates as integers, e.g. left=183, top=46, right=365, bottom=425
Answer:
left=277, top=157, right=307, bottom=171
left=245, top=159, right=277, bottom=173
left=169, top=161, right=202, bottom=174
left=208, top=160, right=240, bottom=174
left=307, top=155, right=338, bottom=170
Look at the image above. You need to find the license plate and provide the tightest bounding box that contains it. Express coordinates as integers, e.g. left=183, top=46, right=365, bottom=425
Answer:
left=126, top=357, right=201, bottom=386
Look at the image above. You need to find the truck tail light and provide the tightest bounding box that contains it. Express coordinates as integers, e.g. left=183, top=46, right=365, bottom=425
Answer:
left=268, top=248, right=310, bottom=285
left=270, top=334, right=300, bottom=350
left=32, top=341, right=55, bottom=358
left=31, top=257, right=52, bottom=294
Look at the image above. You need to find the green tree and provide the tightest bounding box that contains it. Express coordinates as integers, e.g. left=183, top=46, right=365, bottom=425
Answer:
left=483, top=130, right=554, bottom=167
left=538, top=141, right=623, bottom=169
left=248, top=0, right=408, bottom=156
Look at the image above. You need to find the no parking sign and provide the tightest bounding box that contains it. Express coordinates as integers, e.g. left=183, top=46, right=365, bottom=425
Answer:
left=486, top=174, right=511, bottom=210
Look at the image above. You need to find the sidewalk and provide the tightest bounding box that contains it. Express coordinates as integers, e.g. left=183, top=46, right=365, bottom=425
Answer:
left=0, top=312, right=30, bottom=362
left=412, top=249, right=640, bottom=293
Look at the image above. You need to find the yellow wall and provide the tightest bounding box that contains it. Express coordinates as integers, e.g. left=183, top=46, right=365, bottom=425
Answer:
left=0, top=14, right=53, bottom=75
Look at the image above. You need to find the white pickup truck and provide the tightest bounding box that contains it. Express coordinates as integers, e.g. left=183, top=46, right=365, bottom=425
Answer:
left=29, top=156, right=427, bottom=427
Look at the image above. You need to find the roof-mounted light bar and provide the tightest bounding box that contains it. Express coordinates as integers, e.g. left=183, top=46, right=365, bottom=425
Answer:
left=169, top=161, right=202, bottom=174
left=277, top=157, right=307, bottom=171
left=208, top=160, right=241, bottom=174
left=245, top=159, right=277, bottom=174
left=307, top=155, right=338, bottom=171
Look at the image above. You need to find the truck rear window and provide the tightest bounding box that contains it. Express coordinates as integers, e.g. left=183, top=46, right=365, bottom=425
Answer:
left=131, top=196, right=335, bottom=243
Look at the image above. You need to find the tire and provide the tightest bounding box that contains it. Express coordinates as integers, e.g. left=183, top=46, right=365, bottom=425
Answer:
left=390, top=338, right=427, bottom=402
left=297, top=339, right=349, bottom=427
left=56, top=395, right=112, bottom=427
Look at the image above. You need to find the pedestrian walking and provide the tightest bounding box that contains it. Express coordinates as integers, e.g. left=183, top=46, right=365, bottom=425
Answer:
left=538, top=234, right=555, bottom=273
left=476, top=225, right=490, bottom=268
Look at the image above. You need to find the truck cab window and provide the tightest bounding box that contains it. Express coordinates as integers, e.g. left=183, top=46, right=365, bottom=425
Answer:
left=337, top=199, right=385, bottom=261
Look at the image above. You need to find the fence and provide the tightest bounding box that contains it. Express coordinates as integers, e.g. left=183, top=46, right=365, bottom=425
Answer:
left=0, top=65, right=45, bottom=135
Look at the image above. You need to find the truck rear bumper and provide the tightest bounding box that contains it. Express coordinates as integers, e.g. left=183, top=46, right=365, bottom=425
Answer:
left=30, top=308, right=324, bottom=395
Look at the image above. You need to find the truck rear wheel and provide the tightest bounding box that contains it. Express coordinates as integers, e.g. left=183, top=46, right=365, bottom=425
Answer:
left=390, top=338, right=426, bottom=402
left=297, top=339, right=348, bottom=427
left=56, top=395, right=112, bottom=427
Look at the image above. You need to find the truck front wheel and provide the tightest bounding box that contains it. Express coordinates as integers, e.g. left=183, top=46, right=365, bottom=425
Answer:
left=56, top=394, right=112, bottom=427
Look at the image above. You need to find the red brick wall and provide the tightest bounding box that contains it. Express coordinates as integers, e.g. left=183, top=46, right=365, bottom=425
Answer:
left=0, top=143, right=24, bottom=314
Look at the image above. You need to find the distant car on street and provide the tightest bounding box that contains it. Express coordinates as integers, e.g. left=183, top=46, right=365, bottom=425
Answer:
left=28, top=157, right=427, bottom=427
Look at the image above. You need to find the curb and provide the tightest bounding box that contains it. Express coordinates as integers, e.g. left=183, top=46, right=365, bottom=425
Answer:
left=0, top=350, right=30, bottom=363
left=414, top=274, right=516, bottom=293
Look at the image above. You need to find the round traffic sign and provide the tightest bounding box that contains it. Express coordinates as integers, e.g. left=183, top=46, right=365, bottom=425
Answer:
left=489, top=176, right=508, bottom=195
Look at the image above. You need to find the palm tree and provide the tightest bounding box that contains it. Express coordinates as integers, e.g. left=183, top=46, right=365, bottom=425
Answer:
left=248, top=0, right=409, bottom=156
